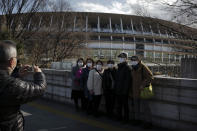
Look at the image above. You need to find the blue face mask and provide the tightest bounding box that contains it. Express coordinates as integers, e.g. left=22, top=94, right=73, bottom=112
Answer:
left=119, top=58, right=126, bottom=63
left=130, top=61, right=138, bottom=66
left=96, top=65, right=102, bottom=71
left=78, top=62, right=83, bottom=67
left=108, top=64, right=113, bottom=69
left=87, top=63, right=92, bottom=67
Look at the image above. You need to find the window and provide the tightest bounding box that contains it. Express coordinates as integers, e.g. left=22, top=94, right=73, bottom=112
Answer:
left=135, top=38, right=144, bottom=43
left=113, top=36, right=123, bottom=42
left=155, top=39, right=162, bottom=44
left=136, top=44, right=144, bottom=50
left=124, top=37, right=134, bottom=42
left=90, top=36, right=99, bottom=40
left=146, top=39, right=153, bottom=43
left=163, top=40, right=169, bottom=44
left=146, top=52, right=154, bottom=58
left=155, top=52, right=162, bottom=58
left=128, top=51, right=135, bottom=57
left=100, top=36, right=111, bottom=41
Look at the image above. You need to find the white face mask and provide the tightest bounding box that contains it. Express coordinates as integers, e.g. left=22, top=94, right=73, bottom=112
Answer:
left=78, top=62, right=83, bottom=67
left=96, top=65, right=102, bottom=71
left=119, top=58, right=126, bottom=63
left=131, top=61, right=139, bottom=66
left=108, top=64, right=114, bottom=69
left=87, top=63, right=92, bottom=67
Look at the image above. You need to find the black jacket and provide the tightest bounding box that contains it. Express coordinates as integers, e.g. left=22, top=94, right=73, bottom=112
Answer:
left=102, top=68, right=117, bottom=94
left=115, top=62, right=132, bottom=96
left=80, top=67, right=91, bottom=98
left=0, top=70, right=47, bottom=131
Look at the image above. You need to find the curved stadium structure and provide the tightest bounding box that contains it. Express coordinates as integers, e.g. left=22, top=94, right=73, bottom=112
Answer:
left=1, top=12, right=197, bottom=64
left=76, top=12, right=197, bottom=64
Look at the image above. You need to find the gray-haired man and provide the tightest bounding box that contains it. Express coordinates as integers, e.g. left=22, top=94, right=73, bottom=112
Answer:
left=0, top=40, right=47, bottom=131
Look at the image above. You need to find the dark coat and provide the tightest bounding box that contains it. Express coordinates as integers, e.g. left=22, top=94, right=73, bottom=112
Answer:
left=102, top=67, right=117, bottom=94
left=80, top=67, right=91, bottom=98
left=11, top=67, right=20, bottom=78
left=130, top=61, right=153, bottom=98
left=115, top=62, right=132, bottom=96
left=0, top=70, right=47, bottom=131
left=71, top=66, right=83, bottom=91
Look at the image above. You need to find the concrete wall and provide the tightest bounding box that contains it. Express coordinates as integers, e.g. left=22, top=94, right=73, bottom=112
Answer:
left=181, top=58, right=197, bottom=79
left=26, top=69, right=197, bottom=131
left=152, top=76, right=197, bottom=130
left=51, top=62, right=74, bottom=70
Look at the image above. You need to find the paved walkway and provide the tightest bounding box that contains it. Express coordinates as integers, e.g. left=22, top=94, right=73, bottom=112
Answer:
left=21, top=99, right=170, bottom=131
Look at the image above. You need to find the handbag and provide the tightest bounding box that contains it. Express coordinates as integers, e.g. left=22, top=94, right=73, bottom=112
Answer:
left=140, top=83, right=154, bottom=99
left=140, top=66, right=154, bottom=99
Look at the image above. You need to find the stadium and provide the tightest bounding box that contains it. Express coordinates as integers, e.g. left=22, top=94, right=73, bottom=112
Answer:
left=76, top=12, right=197, bottom=64
left=1, top=12, right=197, bottom=65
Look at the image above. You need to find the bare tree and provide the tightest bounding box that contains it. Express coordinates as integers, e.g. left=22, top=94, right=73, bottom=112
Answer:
left=28, top=0, right=87, bottom=67
left=139, top=0, right=197, bottom=27
left=0, top=0, right=46, bottom=39
left=130, top=3, right=151, bottom=17
left=47, top=0, right=72, bottom=12
left=162, top=0, right=197, bottom=27
left=129, top=0, right=197, bottom=76
left=130, top=0, right=197, bottom=38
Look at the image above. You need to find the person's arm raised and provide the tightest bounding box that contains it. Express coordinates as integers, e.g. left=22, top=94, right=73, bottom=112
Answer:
left=5, top=66, right=47, bottom=105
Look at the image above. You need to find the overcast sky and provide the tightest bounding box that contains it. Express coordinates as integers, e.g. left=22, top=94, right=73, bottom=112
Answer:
left=69, top=0, right=175, bottom=21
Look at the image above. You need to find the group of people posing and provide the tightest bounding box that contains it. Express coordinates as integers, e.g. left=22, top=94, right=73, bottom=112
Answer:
left=71, top=52, right=154, bottom=129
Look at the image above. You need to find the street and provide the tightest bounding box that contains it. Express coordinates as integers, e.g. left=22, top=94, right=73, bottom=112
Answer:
left=22, top=99, right=170, bottom=131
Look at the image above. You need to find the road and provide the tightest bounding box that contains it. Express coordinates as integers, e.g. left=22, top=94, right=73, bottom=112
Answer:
left=21, top=99, right=170, bottom=131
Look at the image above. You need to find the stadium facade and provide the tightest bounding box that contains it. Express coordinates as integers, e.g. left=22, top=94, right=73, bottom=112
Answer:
left=1, top=12, right=197, bottom=64
left=73, top=12, right=197, bottom=64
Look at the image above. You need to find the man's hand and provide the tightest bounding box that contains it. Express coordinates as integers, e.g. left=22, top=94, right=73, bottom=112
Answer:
left=19, top=65, right=42, bottom=77
left=18, top=65, right=31, bottom=77
left=33, top=65, right=42, bottom=73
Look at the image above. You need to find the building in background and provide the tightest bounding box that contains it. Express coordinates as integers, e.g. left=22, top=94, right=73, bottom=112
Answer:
left=75, top=12, right=197, bottom=64
left=1, top=12, right=197, bottom=65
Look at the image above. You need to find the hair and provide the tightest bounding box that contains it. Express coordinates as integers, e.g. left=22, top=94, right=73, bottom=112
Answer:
left=96, top=60, right=103, bottom=65
left=0, top=40, right=17, bottom=64
left=86, top=58, right=94, bottom=64
left=76, top=58, right=84, bottom=66
left=107, top=60, right=115, bottom=64
left=130, top=55, right=140, bottom=61
left=77, top=58, right=84, bottom=63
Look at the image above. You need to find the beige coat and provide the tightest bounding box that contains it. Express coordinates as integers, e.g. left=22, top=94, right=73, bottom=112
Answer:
left=130, top=61, right=153, bottom=98
left=87, top=69, right=103, bottom=95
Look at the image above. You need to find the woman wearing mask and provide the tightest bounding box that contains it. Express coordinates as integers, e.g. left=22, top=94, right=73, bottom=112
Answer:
left=87, top=60, right=103, bottom=117
left=80, top=58, right=94, bottom=112
left=102, top=60, right=117, bottom=118
left=71, top=58, right=84, bottom=111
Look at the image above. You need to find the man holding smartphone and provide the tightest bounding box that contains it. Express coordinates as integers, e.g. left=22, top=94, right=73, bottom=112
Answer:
left=0, top=40, right=47, bottom=131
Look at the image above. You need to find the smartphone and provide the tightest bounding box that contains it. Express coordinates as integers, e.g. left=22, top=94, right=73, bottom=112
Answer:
left=27, top=66, right=33, bottom=72
left=27, top=64, right=35, bottom=72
